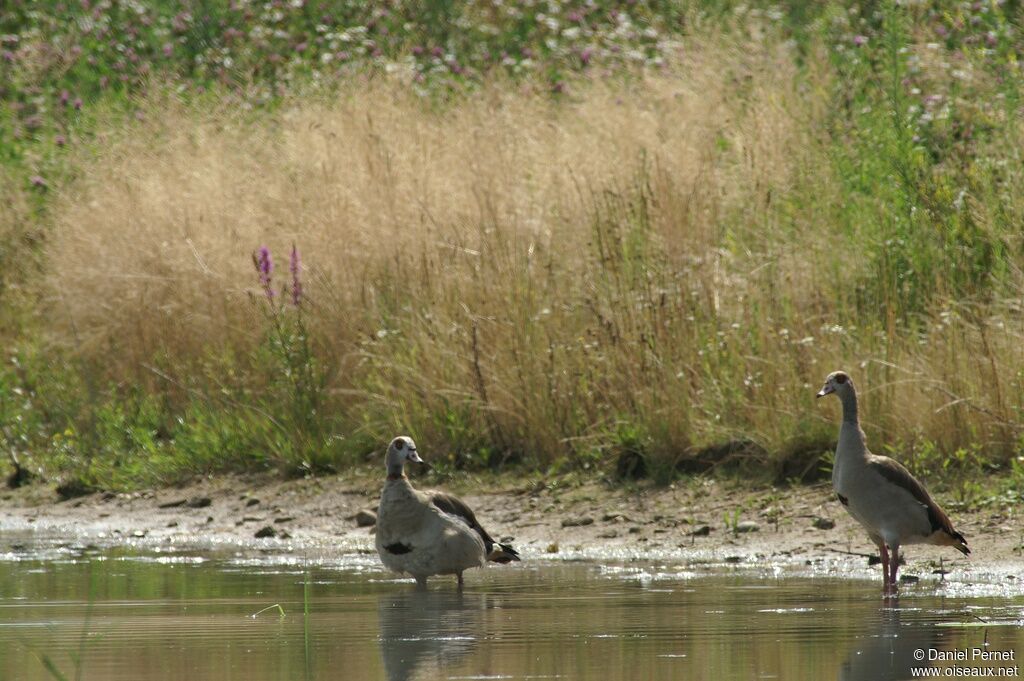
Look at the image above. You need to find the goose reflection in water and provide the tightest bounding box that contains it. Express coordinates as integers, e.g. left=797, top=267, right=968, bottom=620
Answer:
left=378, top=590, right=489, bottom=681
left=838, top=605, right=944, bottom=681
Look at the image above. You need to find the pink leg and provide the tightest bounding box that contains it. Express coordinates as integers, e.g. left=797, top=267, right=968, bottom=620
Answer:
left=877, top=542, right=890, bottom=592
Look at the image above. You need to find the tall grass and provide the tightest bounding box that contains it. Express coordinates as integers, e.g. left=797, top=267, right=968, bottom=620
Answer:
left=5, top=4, right=1024, bottom=488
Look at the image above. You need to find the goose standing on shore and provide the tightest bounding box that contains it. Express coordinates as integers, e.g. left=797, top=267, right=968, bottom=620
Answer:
left=375, top=436, right=520, bottom=589
left=817, top=371, right=970, bottom=593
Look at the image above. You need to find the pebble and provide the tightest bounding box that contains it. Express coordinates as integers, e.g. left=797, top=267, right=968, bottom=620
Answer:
left=812, top=517, right=835, bottom=530
left=546, top=543, right=559, bottom=553
left=186, top=496, right=212, bottom=509
left=245, top=498, right=260, bottom=507
left=158, top=498, right=187, bottom=509
left=561, top=516, right=594, bottom=528
left=690, top=525, right=712, bottom=537
left=254, top=526, right=277, bottom=539
left=735, top=520, right=760, bottom=533
left=355, top=510, right=377, bottom=527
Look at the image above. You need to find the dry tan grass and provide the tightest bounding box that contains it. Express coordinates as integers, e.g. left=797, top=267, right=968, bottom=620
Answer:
left=43, top=38, right=1024, bottom=471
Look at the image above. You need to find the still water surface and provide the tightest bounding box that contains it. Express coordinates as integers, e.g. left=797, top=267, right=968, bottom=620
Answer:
left=0, top=541, right=1021, bottom=681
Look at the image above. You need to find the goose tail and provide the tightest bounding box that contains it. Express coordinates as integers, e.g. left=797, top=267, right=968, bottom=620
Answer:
left=488, top=543, right=521, bottom=564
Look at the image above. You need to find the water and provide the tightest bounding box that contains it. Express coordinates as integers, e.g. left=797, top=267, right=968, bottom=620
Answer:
left=0, top=540, right=1021, bottom=681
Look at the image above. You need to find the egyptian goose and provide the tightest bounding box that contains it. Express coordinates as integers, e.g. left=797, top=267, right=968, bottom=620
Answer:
left=375, top=436, right=520, bottom=588
left=817, top=371, right=969, bottom=593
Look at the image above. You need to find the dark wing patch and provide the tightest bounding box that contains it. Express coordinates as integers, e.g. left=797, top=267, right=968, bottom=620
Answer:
left=490, top=543, right=521, bottom=563
left=384, top=542, right=413, bottom=555
left=837, top=493, right=849, bottom=506
left=869, top=456, right=966, bottom=546
left=430, top=492, right=496, bottom=552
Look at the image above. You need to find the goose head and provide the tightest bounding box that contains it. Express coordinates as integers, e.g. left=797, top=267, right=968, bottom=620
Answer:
left=386, top=436, right=423, bottom=477
left=816, top=370, right=854, bottom=400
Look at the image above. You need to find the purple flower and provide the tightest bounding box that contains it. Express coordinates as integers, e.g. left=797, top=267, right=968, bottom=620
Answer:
left=430, top=46, right=444, bottom=58
left=163, top=43, right=173, bottom=57
left=853, top=35, right=867, bottom=47
left=254, top=246, right=274, bottom=300
left=411, top=45, right=424, bottom=56
left=59, top=90, right=70, bottom=106
left=580, top=48, right=593, bottom=65
left=73, top=97, right=83, bottom=110
left=289, top=243, right=302, bottom=306
left=55, top=134, right=66, bottom=146
left=29, top=175, right=46, bottom=188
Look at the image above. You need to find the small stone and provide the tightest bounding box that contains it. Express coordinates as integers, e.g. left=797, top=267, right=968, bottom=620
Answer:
left=561, top=517, right=594, bottom=528
left=735, top=521, right=760, bottom=534
left=812, top=517, right=835, bottom=530
left=355, top=510, right=377, bottom=527
left=690, top=525, right=712, bottom=537
left=254, top=526, right=277, bottom=539
left=899, top=574, right=919, bottom=584
left=166, top=521, right=178, bottom=528
left=131, top=530, right=146, bottom=538
left=546, top=543, right=559, bottom=553
left=724, top=556, right=743, bottom=563
left=273, top=516, right=294, bottom=524
left=158, top=498, right=188, bottom=509
left=628, top=526, right=643, bottom=534
left=246, top=498, right=260, bottom=507
left=186, top=496, right=212, bottom=509
left=597, top=531, right=618, bottom=539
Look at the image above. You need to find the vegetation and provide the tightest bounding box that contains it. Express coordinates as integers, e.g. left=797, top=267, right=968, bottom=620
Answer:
left=1, top=1, right=1023, bottom=496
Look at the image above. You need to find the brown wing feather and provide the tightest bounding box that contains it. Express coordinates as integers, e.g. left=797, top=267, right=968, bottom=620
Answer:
left=430, top=492, right=496, bottom=547
left=868, top=456, right=970, bottom=554
left=430, top=492, right=521, bottom=562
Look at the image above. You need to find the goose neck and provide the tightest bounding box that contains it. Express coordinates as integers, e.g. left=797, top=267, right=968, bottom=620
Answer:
left=839, top=389, right=859, bottom=425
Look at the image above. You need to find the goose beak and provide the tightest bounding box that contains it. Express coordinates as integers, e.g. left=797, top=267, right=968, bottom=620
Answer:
left=407, top=449, right=424, bottom=464
left=816, top=384, right=834, bottom=398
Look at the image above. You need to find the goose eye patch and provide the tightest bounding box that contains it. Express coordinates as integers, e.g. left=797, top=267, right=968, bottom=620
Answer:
left=395, top=440, right=404, bottom=450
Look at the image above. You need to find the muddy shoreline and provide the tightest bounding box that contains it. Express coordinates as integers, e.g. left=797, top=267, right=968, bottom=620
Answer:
left=1, top=471, right=1021, bottom=587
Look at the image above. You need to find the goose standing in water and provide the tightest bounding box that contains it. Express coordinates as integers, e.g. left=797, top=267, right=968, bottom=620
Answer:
left=817, top=371, right=969, bottom=594
left=375, top=436, right=520, bottom=589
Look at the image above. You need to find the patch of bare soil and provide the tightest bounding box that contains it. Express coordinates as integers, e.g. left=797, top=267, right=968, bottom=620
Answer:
left=0, top=470, right=1020, bottom=587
